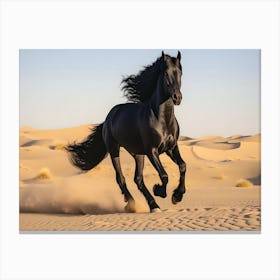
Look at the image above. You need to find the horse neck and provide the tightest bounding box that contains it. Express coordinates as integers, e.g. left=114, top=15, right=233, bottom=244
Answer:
left=148, top=73, right=175, bottom=123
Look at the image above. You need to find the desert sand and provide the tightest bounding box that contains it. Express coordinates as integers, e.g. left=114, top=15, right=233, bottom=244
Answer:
left=19, top=125, right=261, bottom=231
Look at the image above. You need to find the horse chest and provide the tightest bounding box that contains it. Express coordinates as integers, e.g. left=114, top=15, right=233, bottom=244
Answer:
left=158, top=134, right=176, bottom=153
left=150, top=118, right=177, bottom=153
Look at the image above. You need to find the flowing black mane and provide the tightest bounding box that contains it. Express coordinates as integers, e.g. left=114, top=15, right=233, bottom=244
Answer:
left=121, top=56, right=163, bottom=103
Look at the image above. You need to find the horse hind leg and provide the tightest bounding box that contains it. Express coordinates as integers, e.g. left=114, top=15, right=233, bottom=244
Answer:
left=133, top=155, right=161, bottom=212
left=109, top=149, right=136, bottom=213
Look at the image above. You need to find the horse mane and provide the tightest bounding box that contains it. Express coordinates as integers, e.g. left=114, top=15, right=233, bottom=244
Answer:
left=121, top=56, right=164, bottom=103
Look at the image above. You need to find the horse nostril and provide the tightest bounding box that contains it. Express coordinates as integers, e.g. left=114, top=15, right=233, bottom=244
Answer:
left=172, top=93, right=182, bottom=105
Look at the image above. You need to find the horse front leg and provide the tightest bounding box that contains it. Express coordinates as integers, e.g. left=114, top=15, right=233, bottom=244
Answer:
left=147, top=148, right=168, bottom=199
left=166, top=145, right=187, bottom=204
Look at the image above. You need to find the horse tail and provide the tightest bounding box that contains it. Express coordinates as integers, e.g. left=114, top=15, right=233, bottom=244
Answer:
left=66, top=123, right=108, bottom=171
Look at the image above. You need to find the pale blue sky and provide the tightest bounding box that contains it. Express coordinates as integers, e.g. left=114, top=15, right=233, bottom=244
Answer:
left=20, top=49, right=260, bottom=138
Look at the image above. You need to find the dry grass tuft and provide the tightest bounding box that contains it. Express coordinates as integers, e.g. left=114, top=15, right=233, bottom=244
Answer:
left=36, top=168, right=53, bottom=180
left=235, top=179, right=253, bottom=188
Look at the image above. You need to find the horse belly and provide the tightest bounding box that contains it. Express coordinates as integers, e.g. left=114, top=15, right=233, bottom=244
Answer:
left=117, top=128, right=145, bottom=154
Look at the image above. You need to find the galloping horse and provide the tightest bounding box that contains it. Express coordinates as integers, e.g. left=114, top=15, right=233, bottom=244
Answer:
left=67, top=51, right=187, bottom=212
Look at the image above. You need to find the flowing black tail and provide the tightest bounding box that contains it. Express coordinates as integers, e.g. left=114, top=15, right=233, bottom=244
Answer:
left=66, top=123, right=108, bottom=171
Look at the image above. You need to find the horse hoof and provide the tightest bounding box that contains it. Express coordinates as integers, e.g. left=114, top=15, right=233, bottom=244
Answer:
left=151, top=208, right=162, bottom=213
left=172, top=191, right=183, bottom=205
left=153, top=184, right=167, bottom=198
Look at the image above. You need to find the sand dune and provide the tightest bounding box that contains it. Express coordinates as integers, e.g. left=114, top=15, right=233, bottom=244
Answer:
left=19, top=125, right=261, bottom=231
left=191, top=141, right=260, bottom=162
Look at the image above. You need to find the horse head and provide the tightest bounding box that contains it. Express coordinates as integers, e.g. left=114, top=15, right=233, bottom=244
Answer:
left=161, top=51, right=182, bottom=105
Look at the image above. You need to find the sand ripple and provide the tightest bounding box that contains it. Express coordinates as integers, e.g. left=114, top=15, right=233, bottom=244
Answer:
left=20, top=206, right=260, bottom=232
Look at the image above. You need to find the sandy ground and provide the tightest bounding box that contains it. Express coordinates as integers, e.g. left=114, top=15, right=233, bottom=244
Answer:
left=19, top=125, right=261, bottom=232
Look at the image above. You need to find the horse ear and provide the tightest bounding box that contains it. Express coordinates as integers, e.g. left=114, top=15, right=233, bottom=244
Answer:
left=177, top=51, right=181, bottom=61
left=162, top=51, right=166, bottom=61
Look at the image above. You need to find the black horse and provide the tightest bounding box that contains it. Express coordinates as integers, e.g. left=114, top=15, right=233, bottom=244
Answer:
left=67, top=51, right=187, bottom=213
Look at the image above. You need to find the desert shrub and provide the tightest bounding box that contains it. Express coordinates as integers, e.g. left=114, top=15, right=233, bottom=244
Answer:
left=36, top=168, right=52, bottom=180
left=235, top=179, right=253, bottom=188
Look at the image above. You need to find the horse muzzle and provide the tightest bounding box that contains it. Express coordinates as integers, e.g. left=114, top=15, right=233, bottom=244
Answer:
left=172, top=92, right=182, bottom=105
